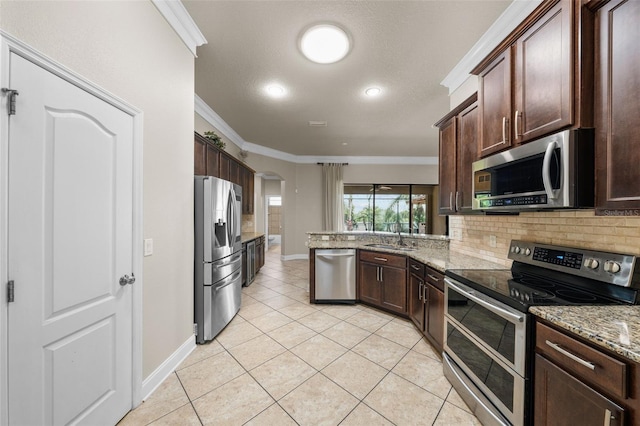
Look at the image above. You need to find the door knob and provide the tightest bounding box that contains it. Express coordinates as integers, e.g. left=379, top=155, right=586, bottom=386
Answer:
left=119, top=273, right=136, bottom=286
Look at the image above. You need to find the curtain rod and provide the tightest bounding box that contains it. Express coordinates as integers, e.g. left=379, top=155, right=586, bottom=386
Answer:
left=317, top=162, right=348, bottom=165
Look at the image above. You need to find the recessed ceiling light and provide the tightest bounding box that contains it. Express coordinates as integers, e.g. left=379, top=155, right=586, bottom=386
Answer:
left=365, top=87, right=381, bottom=97
left=300, top=24, right=350, bottom=64
left=342, top=142, right=348, bottom=146
left=265, top=84, right=285, bottom=98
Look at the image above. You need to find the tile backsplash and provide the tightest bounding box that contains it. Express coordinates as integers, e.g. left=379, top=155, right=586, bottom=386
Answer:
left=449, top=210, right=640, bottom=267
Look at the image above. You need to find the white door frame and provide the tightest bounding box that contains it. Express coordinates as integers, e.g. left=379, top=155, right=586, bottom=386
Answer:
left=0, top=31, right=144, bottom=424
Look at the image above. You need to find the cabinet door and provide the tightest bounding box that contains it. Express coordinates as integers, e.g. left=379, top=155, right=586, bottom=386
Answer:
left=438, top=117, right=457, bottom=215
left=513, top=1, right=572, bottom=144
left=479, top=48, right=512, bottom=157
left=359, top=262, right=381, bottom=306
left=425, top=284, right=444, bottom=354
left=456, top=101, right=478, bottom=212
left=380, top=266, right=407, bottom=315
left=206, top=144, right=220, bottom=177
left=594, top=0, right=640, bottom=215
left=194, top=136, right=207, bottom=176
left=219, top=155, right=231, bottom=181
left=408, top=272, right=425, bottom=331
left=534, top=354, right=625, bottom=426
left=229, top=160, right=240, bottom=185
left=246, top=168, right=254, bottom=214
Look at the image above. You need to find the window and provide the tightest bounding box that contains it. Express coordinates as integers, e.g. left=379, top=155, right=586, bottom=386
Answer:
left=343, top=184, right=438, bottom=235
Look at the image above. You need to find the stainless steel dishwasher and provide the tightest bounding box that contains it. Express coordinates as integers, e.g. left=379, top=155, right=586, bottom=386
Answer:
left=314, top=249, right=356, bottom=303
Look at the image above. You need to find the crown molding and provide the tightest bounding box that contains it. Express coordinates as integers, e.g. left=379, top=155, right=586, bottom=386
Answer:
left=195, top=94, right=438, bottom=166
left=440, top=0, right=543, bottom=94
left=152, top=0, right=207, bottom=57
left=195, top=94, right=247, bottom=149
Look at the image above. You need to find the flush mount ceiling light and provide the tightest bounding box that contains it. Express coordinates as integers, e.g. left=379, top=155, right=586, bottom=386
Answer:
left=365, top=87, right=381, bottom=97
left=265, top=84, right=285, bottom=98
left=300, top=24, right=351, bottom=64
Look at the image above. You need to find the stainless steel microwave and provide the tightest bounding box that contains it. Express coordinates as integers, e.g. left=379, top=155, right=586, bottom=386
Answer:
left=472, top=129, right=594, bottom=211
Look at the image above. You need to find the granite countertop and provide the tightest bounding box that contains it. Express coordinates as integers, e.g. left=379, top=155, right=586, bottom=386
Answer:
left=241, top=232, right=264, bottom=244
left=530, top=305, right=640, bottom=363
left=308, top=240, right=505, bottom=272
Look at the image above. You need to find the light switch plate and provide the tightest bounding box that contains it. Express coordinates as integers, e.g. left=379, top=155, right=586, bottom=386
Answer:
left=144, top=238, right=153, bottom=256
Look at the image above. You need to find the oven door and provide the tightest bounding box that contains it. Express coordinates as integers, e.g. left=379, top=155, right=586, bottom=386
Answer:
left=444, top=278, right=528, bottom=425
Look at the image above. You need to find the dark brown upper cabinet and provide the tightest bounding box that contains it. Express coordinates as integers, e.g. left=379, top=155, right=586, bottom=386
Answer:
left=194, top=132, right=255, bottom=214
left=435, top=94, right=478, bottom=215
left=473, top=0, right=594, bottom=158
left=593, top=0, right=640, bottom=215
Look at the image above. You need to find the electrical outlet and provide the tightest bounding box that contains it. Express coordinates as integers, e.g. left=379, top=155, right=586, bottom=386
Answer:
left=451, top=229, right=462, bottom=241
left=489, top=235, right=497, bottom=248
left=321, top=235, right=330, bottom=241
left=347, top=235, right=356, bottom=241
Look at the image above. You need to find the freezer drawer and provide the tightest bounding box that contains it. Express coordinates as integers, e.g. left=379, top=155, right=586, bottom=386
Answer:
left=315, top=249, right=356, bottom=303
left=196, top=266, right=242, bottom=343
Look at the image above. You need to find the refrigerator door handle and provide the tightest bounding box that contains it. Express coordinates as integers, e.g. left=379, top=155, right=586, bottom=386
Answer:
left=214, top=269, right=242, bottom=292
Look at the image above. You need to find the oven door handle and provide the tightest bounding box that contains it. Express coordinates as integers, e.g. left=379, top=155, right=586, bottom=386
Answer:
left=446, top=279, right=525, bottom=324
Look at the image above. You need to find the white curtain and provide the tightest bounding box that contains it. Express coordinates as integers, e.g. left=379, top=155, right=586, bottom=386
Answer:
left=322, top=163, right=344, bottom=231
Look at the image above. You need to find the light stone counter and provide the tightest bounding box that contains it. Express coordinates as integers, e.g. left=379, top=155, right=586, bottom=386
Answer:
left=241, top=232, right=264, bottom=244
left=307, top=232, right=505, bottom=273
left=530, top=305, right=640, bottom=363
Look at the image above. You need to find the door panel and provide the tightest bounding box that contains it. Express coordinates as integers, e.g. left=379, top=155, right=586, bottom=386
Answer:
left=7, top=52, right=133, bottom=425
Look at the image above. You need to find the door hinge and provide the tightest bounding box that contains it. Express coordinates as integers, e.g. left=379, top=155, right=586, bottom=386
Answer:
left=7, top=280, right=14, bottom=303
left=193, top=323, right=198, bottom=335
left=2, top=88, right=19, bottom=115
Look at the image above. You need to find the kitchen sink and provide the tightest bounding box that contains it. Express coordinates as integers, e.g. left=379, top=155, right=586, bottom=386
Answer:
left=364, top=243, right=416, bottom=251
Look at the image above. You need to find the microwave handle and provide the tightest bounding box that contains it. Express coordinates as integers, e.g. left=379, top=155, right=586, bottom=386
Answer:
left=542, top=140, right=558, bottom=200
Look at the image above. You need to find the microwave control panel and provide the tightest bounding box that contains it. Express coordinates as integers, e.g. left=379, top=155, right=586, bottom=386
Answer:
left=478, top=194, right=548, bottom=208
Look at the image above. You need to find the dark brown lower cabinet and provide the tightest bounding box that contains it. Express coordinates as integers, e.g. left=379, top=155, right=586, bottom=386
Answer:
left=425, top=283, right=444, bottom=354
left=408, top=261, right=425, bottom=330
left=358, top=251, right=407, bottom=315
left=534, top=354, right=625, bottom=426
left=359, top=262, right=383, bottom=307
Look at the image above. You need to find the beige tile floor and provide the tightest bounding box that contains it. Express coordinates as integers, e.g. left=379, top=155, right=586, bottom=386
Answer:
left=119, top=245, right=481, bottom=425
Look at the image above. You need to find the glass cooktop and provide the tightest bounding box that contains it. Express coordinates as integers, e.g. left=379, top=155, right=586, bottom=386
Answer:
left=445, top=266, right=630, bottom=312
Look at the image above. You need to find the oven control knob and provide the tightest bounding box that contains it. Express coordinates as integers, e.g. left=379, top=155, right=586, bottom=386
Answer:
left=512, top=246, right=521, bottom=254
left=523, top=248, right=531, bottom=256
left=604, top=261, right=621, bottom=274
left=584, top=258, right=599, bottom=270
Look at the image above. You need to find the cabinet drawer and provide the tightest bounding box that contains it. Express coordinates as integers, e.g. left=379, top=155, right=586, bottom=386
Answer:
left=359, top=250, right=406, bottom=268
left=408, top=260, right=425, bottom=277
left=424, top=266, right=444, bottom=292
left=536, top=322, right=628, bottom=400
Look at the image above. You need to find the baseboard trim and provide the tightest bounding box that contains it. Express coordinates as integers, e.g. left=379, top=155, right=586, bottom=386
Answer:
left=281, top=253, right=309, bottom=261
left=141, top=335, right=195, bottom=401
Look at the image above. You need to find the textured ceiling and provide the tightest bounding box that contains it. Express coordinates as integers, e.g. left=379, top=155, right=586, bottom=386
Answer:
left=184, top=1, right=511, bottom=158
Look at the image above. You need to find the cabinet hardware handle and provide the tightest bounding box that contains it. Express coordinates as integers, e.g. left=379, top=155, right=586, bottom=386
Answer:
left=514, top=110, right=521, bottom=139
left=376, top=266, right=380, bottom=282
left=449, top=192, right=454, bottom=210
left=604, top=409, right=613, bottom=426
left=545, top=340, right=596, bottom=370
left=427, top=274, right=439, bottom=282
left=502, top=116, right=509, bottom=144
left=380, top=267, right=383, bottom=282
left=374, top=257, right=388, bottom=262
left=422, top=284, right=428, bottom=304
left=418, top=282, right=423, bottom=301
left=455, top=191, right=460, bottom=211
left=411, top=264, right=421, bottom=271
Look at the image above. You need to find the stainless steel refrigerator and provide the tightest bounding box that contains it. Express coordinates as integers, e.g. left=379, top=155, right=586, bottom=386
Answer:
left=194, top=176, right=243, bottom=343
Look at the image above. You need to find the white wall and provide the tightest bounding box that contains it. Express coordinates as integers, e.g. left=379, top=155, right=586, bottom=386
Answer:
left=1, top=1, right=196, bottom=379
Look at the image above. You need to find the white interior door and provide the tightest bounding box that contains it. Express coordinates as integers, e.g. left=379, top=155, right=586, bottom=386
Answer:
left=7, top=52, right=134, bottom=425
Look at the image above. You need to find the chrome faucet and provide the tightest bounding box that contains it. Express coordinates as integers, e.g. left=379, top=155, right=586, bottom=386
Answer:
left=396, top=222, right=406, bottom=246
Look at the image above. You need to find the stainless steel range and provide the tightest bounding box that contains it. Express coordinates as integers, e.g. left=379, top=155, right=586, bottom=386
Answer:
left=443, top=240, right=639, bottom=426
